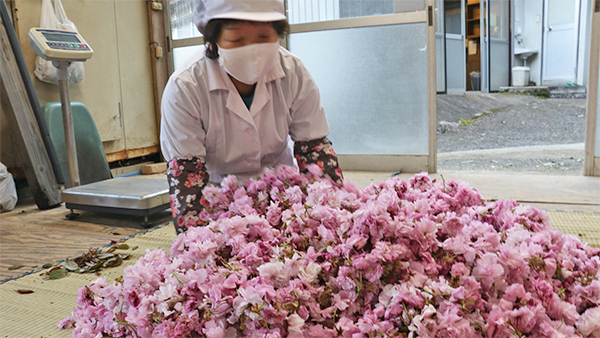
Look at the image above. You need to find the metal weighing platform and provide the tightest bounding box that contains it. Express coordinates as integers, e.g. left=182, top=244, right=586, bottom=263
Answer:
left=62, top=178, right=170, bottom=227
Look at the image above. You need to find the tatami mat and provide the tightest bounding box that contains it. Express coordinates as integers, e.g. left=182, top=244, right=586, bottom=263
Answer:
left=1, top=212, right=599, bottom=338
left=0, top=223, right=176, bottom=338
left=549, top=211, right=600, bottom=248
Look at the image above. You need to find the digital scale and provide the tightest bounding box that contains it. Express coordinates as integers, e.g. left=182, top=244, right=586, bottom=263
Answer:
left=29, top=28, right=92, bottom=188
left=29, top=28, right=93, bottom=61
left=29, top=28, right=170, bottom=226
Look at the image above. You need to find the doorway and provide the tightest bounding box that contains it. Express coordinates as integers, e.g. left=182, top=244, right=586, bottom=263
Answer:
left=440, top=0, right=510, bottom=93
left=444, top=0, right=467, bottom=93
left=542, top=0, right=581, bottom=84
left=465, top=0, right=481, bottom=91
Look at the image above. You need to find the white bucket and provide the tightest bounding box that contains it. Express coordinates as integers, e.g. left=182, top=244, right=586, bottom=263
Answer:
left=512, top=66, right=530, bottom=87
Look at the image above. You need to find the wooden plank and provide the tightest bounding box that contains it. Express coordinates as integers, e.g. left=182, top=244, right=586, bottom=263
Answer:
left=585, top=10, right=599, bottom=176
left=141, top=162, right=167, bottom=175
left=147, top=0, right=170, bottom=159
left=290, top=11, right=426, bottom=34
left=171, top=36, right=204, bottom=49
left=0, top=14, right=62, bottom=208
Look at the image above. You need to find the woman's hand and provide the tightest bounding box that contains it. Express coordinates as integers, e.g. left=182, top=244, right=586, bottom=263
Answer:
left=167, top=157, right=210, bottom=234
left=294, top=137, right=343, bottom=185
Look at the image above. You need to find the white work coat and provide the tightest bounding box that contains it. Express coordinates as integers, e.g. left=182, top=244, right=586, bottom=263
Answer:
left=160, top=45, right=329, bottom=183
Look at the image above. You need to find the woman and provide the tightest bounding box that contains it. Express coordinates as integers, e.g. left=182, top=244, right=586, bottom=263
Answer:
left=160, top=0, right=343, bottom=234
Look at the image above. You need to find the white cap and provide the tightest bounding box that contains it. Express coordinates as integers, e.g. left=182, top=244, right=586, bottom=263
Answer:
left=193, top=0, right=287, bottom=34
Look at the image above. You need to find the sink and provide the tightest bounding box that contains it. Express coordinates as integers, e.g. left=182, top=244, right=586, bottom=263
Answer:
left=514, top=48, right=537, bottom=67
left=514, top=48, right=537, bottom=59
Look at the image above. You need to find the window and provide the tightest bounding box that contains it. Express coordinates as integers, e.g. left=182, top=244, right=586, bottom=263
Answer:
left=169, top=0, right=201, bottom=40
left=286, top=0, right=424, bottom=24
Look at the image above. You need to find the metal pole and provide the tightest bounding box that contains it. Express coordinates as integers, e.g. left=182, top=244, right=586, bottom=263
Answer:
left=55, top=61, right=80, bottom=187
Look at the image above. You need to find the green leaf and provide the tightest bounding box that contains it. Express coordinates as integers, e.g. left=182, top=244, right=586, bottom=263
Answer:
left=63, top=261, right=79, bottom=271
left=103, top=256, right=123, bottom=268
left=116, top=243, right=129, bottom=250
left=48, top=268, right=68, bottom=280
left=88, top=261, right=104, bottom=271
left=42, top=263, right=52, bottom=268
left=8, top=265, right=24, bottom=270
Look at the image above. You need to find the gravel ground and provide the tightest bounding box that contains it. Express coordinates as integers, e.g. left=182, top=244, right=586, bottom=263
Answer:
left=436, top=93, right=587, bottom=175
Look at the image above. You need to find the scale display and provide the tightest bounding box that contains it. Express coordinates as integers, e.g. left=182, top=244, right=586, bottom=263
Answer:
left=42, top=32, right=81, bottom=43
left=29, top=28, right=93, bottom=61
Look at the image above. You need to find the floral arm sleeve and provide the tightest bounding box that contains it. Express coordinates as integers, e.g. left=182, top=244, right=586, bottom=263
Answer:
left=167, top=157, right=210, bottom=234
left=294, top=137, right=343, bottom=185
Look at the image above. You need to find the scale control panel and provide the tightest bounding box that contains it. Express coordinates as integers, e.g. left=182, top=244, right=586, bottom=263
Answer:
left=46, top=41, right=90, bottom=50
left=29, top=28, right=93, bottom=61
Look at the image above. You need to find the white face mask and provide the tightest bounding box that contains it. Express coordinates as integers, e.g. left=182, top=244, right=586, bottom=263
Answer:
left=217, top=41, right=279, bottom=85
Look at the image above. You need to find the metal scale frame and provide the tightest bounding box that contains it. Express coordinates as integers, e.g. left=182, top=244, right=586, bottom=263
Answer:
left=29, top=28, right=170, bottom=226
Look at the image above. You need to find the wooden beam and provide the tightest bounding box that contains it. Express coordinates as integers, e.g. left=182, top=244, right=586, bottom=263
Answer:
left=290, top=11, right=426, bottom=34
left=147, top=0, right=170, bottom=160
left=141, top=162, right=167, bottom=175
left=585, top=9, right=599, bottom=176
left=427, top=0, right=437, bottom=174
left=0, top=13, right=62, bottom=208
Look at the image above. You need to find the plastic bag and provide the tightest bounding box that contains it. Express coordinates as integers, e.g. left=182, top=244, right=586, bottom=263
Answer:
left=0, top=162, right=18, bottom=212
left=34, top=0, right=85, bottom=85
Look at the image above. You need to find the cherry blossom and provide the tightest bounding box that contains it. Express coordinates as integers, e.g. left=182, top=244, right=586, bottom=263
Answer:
left=59, top=166, right=600, bottom=338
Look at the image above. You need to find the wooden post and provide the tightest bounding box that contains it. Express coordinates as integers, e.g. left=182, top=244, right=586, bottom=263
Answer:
left=427, top=0, right=437, bottom=174
left=147, top=0, right=170, bottom=160
left=585, top=8, right=599, bottom=176
left=0, top=13, right=62, bottom=208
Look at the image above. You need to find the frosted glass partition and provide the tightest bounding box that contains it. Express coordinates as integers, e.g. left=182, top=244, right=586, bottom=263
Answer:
left=288, top=23, right=429, bottom=155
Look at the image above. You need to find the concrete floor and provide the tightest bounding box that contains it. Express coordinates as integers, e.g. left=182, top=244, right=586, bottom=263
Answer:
left=345, top=171, right=600, bottom=213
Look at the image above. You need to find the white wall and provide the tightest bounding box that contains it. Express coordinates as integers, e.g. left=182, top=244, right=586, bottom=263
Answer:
left=3, top=0, right=158, bottom=168
left=514, top=0, right=592, bottom=87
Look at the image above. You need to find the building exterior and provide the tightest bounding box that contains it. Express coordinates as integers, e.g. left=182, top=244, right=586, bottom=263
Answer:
left=285, top=0, right=595, bottom=93
left=438, top=0, right=594, bottom=93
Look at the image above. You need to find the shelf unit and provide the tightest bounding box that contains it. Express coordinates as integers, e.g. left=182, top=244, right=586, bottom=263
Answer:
left=466, top=0, right=481, bottom=90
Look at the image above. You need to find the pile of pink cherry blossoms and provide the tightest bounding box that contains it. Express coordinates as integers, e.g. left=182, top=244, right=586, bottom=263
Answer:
left=59, top=166, right=600, bottom=338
